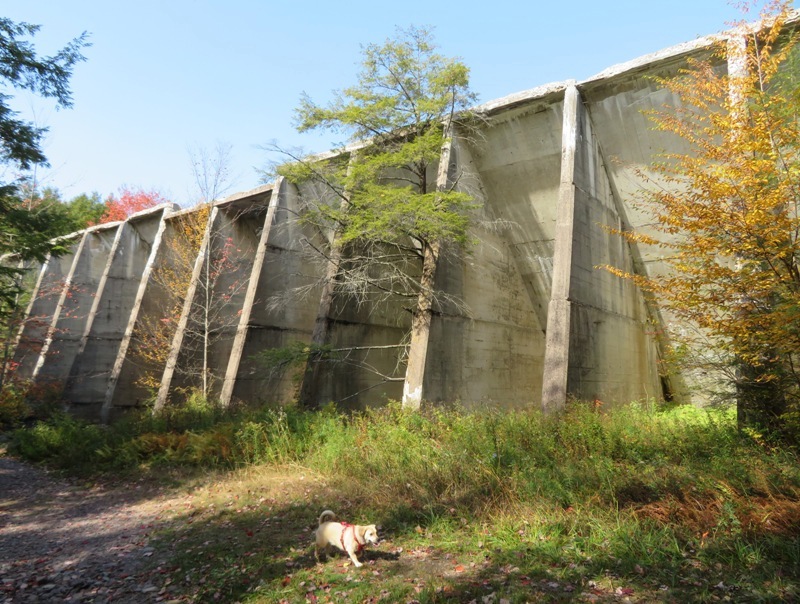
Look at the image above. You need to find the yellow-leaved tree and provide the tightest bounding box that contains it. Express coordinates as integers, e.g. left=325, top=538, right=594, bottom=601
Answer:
left=606, top=1, right=800, bottom=437
left=135, top=205, right=211, bottom=393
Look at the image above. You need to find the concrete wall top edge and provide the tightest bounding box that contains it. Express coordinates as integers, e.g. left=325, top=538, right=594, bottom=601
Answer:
left=214, top=182, right=274, bottom=207
left=211, top=13, right=800, bottom=204
left=165, top=204, right=208, bottom=220
left=28, top=221, right=121, bottom=252
left=580, top=10, right=800, bottom=89
left=28, top=204, right=173, bottom=251
left=473, top=81, right=571, bottom=116
left=580, top=36, right=723, bottom=88
left=83, top=220, right=123, bottom=234
left=127, top=202, right=178, bottom=223
left=46, top=231, right=84, bottom=246
left=214, top=191, right=272, bottom=216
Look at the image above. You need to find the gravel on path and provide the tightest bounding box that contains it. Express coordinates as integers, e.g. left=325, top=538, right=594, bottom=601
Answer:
left=0, top=453, right=181, bottom=603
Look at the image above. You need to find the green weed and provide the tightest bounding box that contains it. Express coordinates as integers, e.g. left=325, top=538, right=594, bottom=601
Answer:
left=5, top=398, right=800, bottom=601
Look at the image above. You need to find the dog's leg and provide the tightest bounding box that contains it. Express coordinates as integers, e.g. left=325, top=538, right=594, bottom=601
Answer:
left=346, top=548, right=363, bottom=567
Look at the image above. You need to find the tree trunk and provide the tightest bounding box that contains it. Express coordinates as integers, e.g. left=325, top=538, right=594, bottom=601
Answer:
left=736, top=353, right=787, bottom=433
left=402, top=122, right=453, bottom=409
left=402, top=240, right=440, bottom=409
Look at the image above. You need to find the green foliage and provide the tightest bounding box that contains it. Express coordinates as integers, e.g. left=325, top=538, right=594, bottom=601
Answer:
left=606, top=3, right=800, bottom=436
left=0, top=186, right=83, bottom=320
left=0, top=378, right=65, bottom=429
left=0, top=18, right=89, bottom=168
left=294, top=25, right=476, bottom=141
left=263, top=29, right=483, bottom=405
left=272, top=26, right=480, bottom=327
left=283, top=34, right=479, bottom=249
left=13, top=398, right=797, bottom=503
left=36, top=400, right=790, bottom=603
left=0, top=381, right=30, bottom=428
left=62, top=191, right=106, bottom=228
left=0, top=19, right=90, bottom=324
left=12, top=186, right=106, bottom=233
left=11, top=412, right=106, bottom=467
left=9, top=398, right=800, bottom=600
left=253, top=341, right=334, bottom=374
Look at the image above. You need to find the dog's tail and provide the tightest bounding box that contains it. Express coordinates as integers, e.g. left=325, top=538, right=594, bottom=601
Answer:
left=318, top=510, right=336, bottom=525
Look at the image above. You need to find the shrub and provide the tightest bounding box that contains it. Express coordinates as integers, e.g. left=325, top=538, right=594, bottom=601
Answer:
left=0, top=381, right=30, bottom=428
left=0, top=378, right=65, bottom=429
left=10, top=413, right=107, bottom=470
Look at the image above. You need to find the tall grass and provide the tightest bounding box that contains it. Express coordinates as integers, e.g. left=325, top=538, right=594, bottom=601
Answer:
left=299, top=402, right=799, bottom=521
left=10, top=398, right=797, bottom=521
left=9, top=398, right=800, bottom=601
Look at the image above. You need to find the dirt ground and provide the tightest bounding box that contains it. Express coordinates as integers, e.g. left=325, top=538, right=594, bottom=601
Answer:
left=0, top=451, right=177, bottom=603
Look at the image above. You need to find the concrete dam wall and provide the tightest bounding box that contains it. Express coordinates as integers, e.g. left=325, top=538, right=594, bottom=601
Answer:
left=6, top=24, right=772, bottom=420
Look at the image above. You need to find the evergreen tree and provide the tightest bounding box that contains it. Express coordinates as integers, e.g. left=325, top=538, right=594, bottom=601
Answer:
left=0, top=17, right=89, bottom=320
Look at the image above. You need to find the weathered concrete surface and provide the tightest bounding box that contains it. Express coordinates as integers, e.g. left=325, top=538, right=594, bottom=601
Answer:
left=13, top=235, right=82, bottom=381
left=158, top=192, right=270, bottom=405
left=229, top=180, right=324, bottom=406
left=62, top=224, right=124, bottom=419
left=11, top=17, right=792, bottom=419
left=60, top=206, right=174, bottom=420
left=220, top=184, right=280, bottom=406
left=36, top=227, right=119, bottom=386
left=104, top=206, right=176, bottom=421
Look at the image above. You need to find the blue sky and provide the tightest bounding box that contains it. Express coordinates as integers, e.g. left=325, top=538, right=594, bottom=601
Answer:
left=3, top=1, right=779, bottom=205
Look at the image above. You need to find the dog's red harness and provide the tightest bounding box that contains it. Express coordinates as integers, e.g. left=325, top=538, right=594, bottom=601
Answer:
left=340, top=522, right=364, bottom=553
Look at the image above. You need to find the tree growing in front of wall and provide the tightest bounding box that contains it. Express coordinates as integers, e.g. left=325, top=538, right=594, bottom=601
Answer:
left=260, top=26, right=480, bottom=409
left=134, top=206, right=210, bottom=395
left=605, top=1, right=800, bottom=439
left=134, top=143, right=240, bottom=409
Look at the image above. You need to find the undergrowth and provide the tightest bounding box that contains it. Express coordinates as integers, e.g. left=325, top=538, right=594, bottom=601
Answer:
left=6, top=399, right=800, bottom=602
left=8, top=400, right=799, bottom=513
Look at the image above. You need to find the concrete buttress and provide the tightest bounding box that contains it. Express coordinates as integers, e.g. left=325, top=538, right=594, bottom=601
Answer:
left=9, top=15, right=794, bottom=419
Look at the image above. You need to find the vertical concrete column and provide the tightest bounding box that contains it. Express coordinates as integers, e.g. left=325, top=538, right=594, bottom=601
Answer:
left=67, top=223, right=124, bottom=379
left=101, top=211, right=172, bottom=423
left=727, top=33, right=748, bottom=115
left=727, top=31, right=757, bottom=427
left=298, top=155, right=357, bottom=407
left=541, top=83, right=580, bottom=414
left=35, top=225, right=119, bottom=387
left=12, top=235, right=82, bottom=379
left=402, top=126, right=455, bottom=409
left=31, top=232, right=89, bottom=381
left=219, top=181, right=282, bottom=406
left=8, top=254, right=50, bottom=379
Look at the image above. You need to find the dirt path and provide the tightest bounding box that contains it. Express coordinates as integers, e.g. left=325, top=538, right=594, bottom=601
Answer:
left=0, top=453, right=178, bottom=603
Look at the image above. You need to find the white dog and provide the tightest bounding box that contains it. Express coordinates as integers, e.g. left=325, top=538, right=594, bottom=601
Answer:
left=314, top=509, right=379, bottom=567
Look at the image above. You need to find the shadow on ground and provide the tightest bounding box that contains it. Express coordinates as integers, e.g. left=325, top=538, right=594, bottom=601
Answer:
left=140, top=468, right=800, bottom=603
